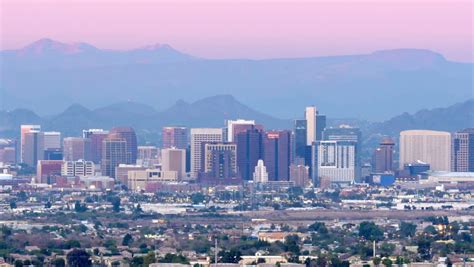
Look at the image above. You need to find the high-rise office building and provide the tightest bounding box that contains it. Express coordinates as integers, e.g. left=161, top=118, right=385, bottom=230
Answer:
left=236, top=127, right=264, bottom=180
left=452, top=128, right=474, bottom=172
left=305, top=106, right=317, bottom=146
left=399, top=130, right=451, bottom=171
left=101, top=137, right=128, bottom=178
left=83, top=129, right=109, bottom=164
left=20, top=125, right=41, bottom=163
left=372, top=137, right=395, bottom=173
left=137, top=146, right=160, bottom=167
left=23, top=130, right=44, bottom=167
left=226, top=119, right=256, bottom=142
left=253, top=159, right=268, bottom=183
left=190, top=128, right=223, bottom=176
left=202, top=143, right=237, bottom=179
left=162, top=127, right=188, bottom=149
left=161, top=148, right=186, bottom=178
left=263, top=130, right=291, bottom=181
left=0, top=139, right=17, bottom=164
left=317, top=140, right=357, bottom=184
left=43, top=131, right=61, bottom=150
left=316, top=114, right=327, bottom=141
left=63, top=137, right=91, bottom=161
left=294, top=119, right=307, bottom=161
left=323, top=125, right=362, bottom=180
left=109, top=127, right=138, bottom=164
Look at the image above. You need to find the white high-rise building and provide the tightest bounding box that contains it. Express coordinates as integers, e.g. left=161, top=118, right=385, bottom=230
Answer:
left=399, top=130, right=451, bottom=171
left=43, top=131, right=61, bottom=150
left=317, top=140, right=357, bottom=184
left=226, top=119, right=255, bottom=142
left=190, top=128, right=223, bottom=176
left=62, top=159, right=94, bottom=176
left=161, top=148, right=186, bottom=178
left=253, top=159, right=269, bottom=183
left=305, top=106, right=317, bottom=145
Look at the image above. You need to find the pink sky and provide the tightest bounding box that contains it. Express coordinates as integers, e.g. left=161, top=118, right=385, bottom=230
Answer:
left=1, top=0, right=472, bottom=61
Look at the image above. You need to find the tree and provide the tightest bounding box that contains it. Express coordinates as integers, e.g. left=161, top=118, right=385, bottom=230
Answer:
left=45, top=201, right=52, bottom=209
left=308, top=222, right=328, bottom=234
left=191, top=193, right=205, bottom=204
left=51, top=258, right=66, bottom=267
left=9, top=200, right=17, bottom=209
left=372, top=257, right=381, bottom=266
left=159, top=253, right=189, bottom=264
left=67, top=249, right=91, bottom=267
left=122, top=233, right=133, bottom=246
left=218, top=249, right=242, bottom=263
left=74, top=201, right=87, bottom=212
left=359, top=221, right=384, bottom=241
left=110, top=197, right=121, bottom=212
left=143, top=251, right=156, bottom=266
left=417, top=237, right=432, bottom=260
left=382, top=258, right=393, bottom=267
left=400, top=222, right=417, bottom=238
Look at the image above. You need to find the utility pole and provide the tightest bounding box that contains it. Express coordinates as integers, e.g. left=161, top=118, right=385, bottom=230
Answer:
left=215, top=237, right=218, bottom=267
left=373, top=240, right=376, bottom=258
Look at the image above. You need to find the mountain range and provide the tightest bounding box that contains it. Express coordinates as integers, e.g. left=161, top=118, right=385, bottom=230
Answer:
left=1, top=95, right=472, bottom=144
left=1, top=38, right=472, bottom=120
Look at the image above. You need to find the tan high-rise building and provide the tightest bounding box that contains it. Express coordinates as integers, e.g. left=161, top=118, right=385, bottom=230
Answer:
left=161, top=148, right=186, bottom=179
left=63, top=137, right=91, bottom=161
left=20, top=125, right=41, bottom=163
left=399, top=130, right=451, bottom=171
left=190, top=128, right=223, bottom=176
left=162, top=127, right=188, bottom=149
left=305, top=106, right=316, bottom=146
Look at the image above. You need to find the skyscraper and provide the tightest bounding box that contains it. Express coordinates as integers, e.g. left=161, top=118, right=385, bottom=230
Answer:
left=323, top=125, right=362, bottom=180
left=109, top=127, right=138, bottom=164
left=263, top=130, right=291, bottom=181
left=162, top=127, right=188, bottom=149
left=372, top=137, right=395, bottom=173
left=226, top=119, right=256, bottom=142
left=83, top=129, right=109, bottom=164
left=23, top=130, right=44, bottom=167
left=317, top=140, right=357, bottom=184
left=63, top=137, right=91, bottom=161
left=202, top=143, right=237, bottom=179
left=20, top=124, right=41, bottom=163
left=452, top=128, right=474, bottom=172
left=305, top=106, right=317, bottom=146
left=253, top=159, right=268, bottom=183
left=236, top=127, right=264, bottom=180
left=137, top=146, right=160, bottom=167
left=190, top=128, right=223, bottom=176
left=399, top=130, right=451, bottom=171
left=294, top=119, right=307, bottom=161
left=316, top=114, right=327, bottom=141
left=101, top=137, right=128, bottom=178
left=43, top=131, right=61, bottom=150
left=161, top=148, right=186, bottom=178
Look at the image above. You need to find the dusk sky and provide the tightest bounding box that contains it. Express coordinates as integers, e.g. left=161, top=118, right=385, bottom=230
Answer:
left=1, top=0, right=472, bottom=62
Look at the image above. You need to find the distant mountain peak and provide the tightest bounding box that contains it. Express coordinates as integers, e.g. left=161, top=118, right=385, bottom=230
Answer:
left=20, top=38, right=97, bottom=55
left=138, top=43, right=173, bottom=51
left=369, top=48, right=446, bottom=65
